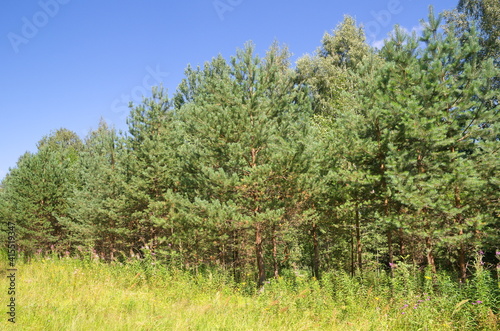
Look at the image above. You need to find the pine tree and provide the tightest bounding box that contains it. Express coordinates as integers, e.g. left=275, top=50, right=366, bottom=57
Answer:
left=376, top=9, right=499, bottom=278
left=1, top=129, right=83, bottom=255
left=68, top=119, right=127, bottom=259
left=173, top=42, right=312, bottom=286
left=122, top=87, right=182, bottom=257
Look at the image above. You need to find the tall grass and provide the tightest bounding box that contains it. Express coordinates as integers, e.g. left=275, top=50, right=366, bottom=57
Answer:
left=0, top=252, right=498, bottom=330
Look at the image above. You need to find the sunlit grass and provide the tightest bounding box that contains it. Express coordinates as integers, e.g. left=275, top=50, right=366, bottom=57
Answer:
left=0, top=256, right=497, bottom=330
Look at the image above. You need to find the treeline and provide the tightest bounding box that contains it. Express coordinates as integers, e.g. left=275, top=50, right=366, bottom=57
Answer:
left=1, top=7, right=499, bottom=285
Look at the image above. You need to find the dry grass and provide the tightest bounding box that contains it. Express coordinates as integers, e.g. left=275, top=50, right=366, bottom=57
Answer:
left=0, top=256, right=497, bottom=330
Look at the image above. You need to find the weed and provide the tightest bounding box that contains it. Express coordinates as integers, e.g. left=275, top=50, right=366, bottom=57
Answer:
left=0, top=256, right=497, bottom=330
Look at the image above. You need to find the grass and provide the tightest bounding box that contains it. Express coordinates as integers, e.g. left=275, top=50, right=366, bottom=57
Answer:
left=0, top=254, right=498, bottom=330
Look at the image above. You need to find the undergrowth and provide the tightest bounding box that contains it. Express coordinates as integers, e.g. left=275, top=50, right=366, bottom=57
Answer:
left=0, top=251, right=498, bottom=330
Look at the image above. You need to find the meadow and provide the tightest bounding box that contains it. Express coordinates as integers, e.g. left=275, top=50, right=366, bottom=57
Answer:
left=1, top=252, right=498, bottom=331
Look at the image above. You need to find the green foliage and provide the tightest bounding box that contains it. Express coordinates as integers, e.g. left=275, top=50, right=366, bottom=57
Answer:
left=0, top=5, right=498, bottom=296
left=174, top=42, right=313, bottom=285
left=456, top=0, right=500, bottom=61
left=296, top=15, right=376, bottom=117
left=1, top=129, right=83, bottom=254
left=68, top=119, right=127, bottom=258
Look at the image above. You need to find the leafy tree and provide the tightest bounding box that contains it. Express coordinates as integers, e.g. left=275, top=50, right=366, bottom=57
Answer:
left=296, top=15, right=372, bottom=117
left=0, top=6, right=497, bottom=285
left=457, top=0, right=499, bottom=60
left=297, top=15, right=382, bottom=275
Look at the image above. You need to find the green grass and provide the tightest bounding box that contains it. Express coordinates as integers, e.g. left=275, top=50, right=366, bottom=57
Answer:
left=0, top=255, right=498, bottom=330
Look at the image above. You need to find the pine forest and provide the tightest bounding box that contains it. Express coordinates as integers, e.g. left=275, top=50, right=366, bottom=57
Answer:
left=1, top=4, right=499, bottom=329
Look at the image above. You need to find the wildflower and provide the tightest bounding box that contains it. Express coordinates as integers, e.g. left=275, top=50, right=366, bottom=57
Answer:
left=478, top=250, right=484, bottom=255
left=496, top=251, right=500, bottom=256
left=424, top=276, right=432, bottom=280
left=375, top=297, right=380, bottom=301
left=476, top=300, right=483, bottom=304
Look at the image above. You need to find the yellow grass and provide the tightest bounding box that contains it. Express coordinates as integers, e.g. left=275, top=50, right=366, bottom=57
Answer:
left=0, top=257, right=496, bottom=330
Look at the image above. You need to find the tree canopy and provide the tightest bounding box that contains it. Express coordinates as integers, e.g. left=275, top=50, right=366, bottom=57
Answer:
left=1, top=5, right=498, bottom=286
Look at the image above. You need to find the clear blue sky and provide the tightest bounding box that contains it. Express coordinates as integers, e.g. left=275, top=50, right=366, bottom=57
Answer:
left=1, top=0, right=458, bottom=180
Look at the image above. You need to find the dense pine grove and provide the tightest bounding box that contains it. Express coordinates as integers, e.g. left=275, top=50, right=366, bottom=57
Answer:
left=1, top=6, right=499, bottom=287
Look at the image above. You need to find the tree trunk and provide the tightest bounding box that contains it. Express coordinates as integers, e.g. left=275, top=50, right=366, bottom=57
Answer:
left=255, top=222, right=266, bottom=288
left=425, top=236, right=436, bottom=273
left=311, top=222, right=320, bottom=279
left=232, top=229, right=240, bottom=282
left=272, top=226, right=279, bottom=279
left=355, top=205, right=362, bottom=274
left=454, top=184, right=467, bottom=282
left=458, top=240, right=467, bottom=282
left=250, top=148, right=266, bottom=288
left=388, top=229, right=394, bottom=277
left=351, top=227, right=355, bottom=277
left=399, top=228, right=405, bottom=256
